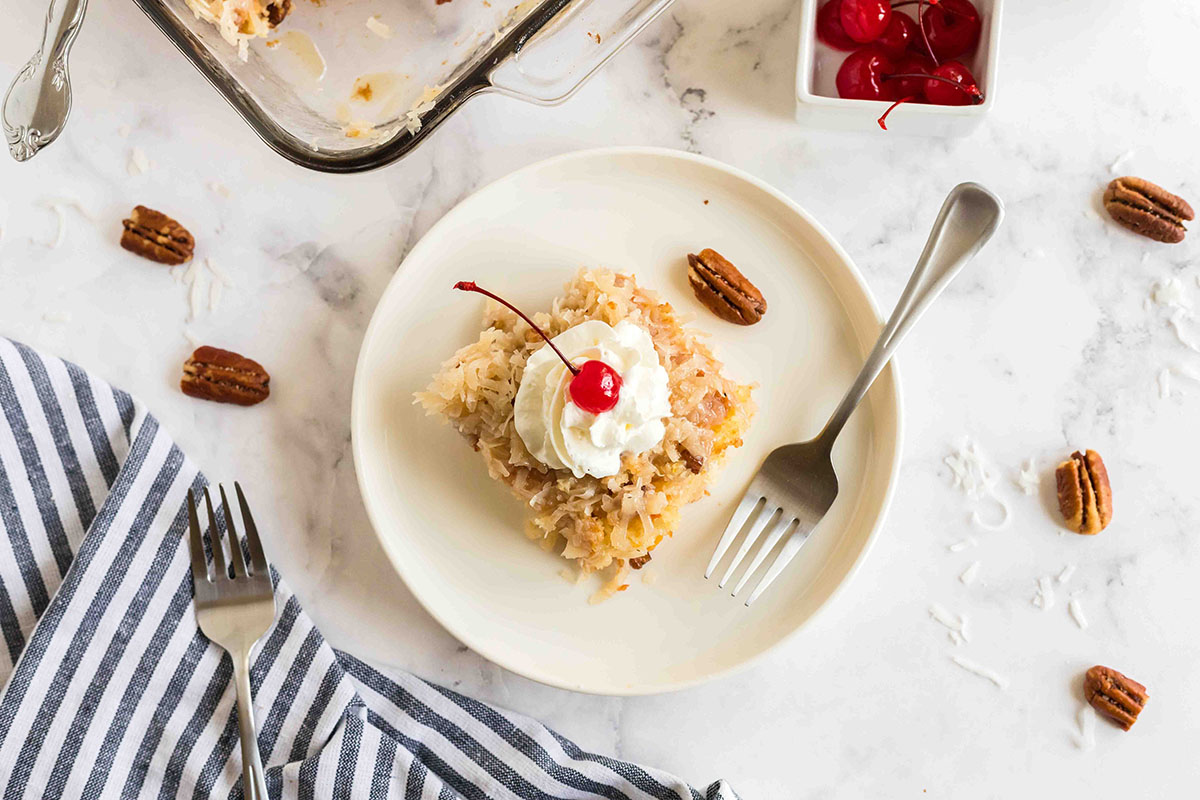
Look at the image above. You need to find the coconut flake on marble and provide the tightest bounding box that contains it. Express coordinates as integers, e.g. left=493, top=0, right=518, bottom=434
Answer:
left=959, top=561, right=981, bottom=586
left=1056, top=564, right=1076, bottom=584
left=945, top=439, right=1011, bottom=530
left=929, top=604, right=970, bottom=645
left=1032, top=576, right=1055, bottom=611
left=947, top=538, right=976, bottom=553
left=1108, top=150, right=1135, bottom=174
left=1068, top=597, right=1088, bottom=630
left=1014, top=458, right=1039, bottom=495
left=127, top=147, right=152, bottom=176
left=1074, top=704, right=1096, bottom=750
left=42, top=311, right=72, bottom=324
left=950, top=655, right=1008, bottom=689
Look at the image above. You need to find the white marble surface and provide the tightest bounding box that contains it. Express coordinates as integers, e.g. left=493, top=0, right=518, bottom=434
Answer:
left=3, top=0, right=1200, bottom=795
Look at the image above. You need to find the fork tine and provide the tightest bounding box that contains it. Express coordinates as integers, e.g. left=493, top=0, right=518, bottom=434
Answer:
left=186, top=489, right=209, bottom=584
left=235, top=482, right=269, bottom=575
left=744, top=522, right=817, bottom=607
left=203, top=487, right=228, bottom=580
left=731, top=517, right=796, bottom=597
left=219, top=485, right=249, bottom=578
left=718, top=505, right=780, bottom=589
left=705, top=493, right=760, bottom=579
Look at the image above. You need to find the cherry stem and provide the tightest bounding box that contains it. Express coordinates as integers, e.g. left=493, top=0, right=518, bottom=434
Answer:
left=454, top=281, right=580, bottom=376
left=877, top=95, right=918, bottom=130
left=891, top=0, right=974, bottom=20
left=917, top=0, right=940, bottom=66
left=882, top=72, right=984, bottom=103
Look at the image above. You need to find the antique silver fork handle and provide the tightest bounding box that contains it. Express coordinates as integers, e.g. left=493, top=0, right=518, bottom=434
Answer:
left=3, top=0, right=88, bottom=162
left=816, top=182, right=1005, bottom=447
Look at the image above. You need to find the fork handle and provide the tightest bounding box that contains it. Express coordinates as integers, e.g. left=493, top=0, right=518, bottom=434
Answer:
left=233, top=652, right=270, bottom=800
left=2, top=0, right=88, bottom=161
left=816, top=183, right=1004, bottom=447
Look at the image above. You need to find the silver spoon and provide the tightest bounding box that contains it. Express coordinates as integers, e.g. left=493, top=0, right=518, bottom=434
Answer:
left=3, top=0, right=89, bottom=161
left=706, top=183, right=1005, bottom=605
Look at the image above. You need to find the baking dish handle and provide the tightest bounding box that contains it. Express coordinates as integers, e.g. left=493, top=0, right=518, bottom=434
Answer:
left=487, top=0, right=675, bottom=105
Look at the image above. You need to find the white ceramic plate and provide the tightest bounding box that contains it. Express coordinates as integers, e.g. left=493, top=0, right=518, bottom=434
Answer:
left=352, top=148, right=902, bottom=695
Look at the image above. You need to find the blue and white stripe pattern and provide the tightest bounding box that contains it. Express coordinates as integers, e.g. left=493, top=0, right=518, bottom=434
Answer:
left=0, top=338, right=738, bottom=799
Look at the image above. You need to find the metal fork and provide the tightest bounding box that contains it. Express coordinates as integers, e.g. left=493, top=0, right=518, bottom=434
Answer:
left=187, top=484, right=275, bottom=800
left=706, top=183, right=1004, bottom=606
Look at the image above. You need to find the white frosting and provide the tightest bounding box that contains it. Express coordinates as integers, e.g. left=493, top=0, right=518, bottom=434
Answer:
left=514, top=320, right=671, bottom=479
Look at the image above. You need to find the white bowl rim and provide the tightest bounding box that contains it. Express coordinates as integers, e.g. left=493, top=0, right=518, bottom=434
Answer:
left=350, top=146, right=906, bottom=695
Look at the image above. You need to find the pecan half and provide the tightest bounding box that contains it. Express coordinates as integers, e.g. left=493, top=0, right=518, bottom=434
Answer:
left=1103, top=177, right=1194, bottom=244
left=686, top=249, right=767, bottom=325
left=181, top=347, right=270, bottom=406
left=120, top=206, right=195, bottom=265
left=1055, top=449, right=1112, bottom=535
left=1084, top=665, right=1148, bottom=730
left=679, top=447, right=705, bottom=474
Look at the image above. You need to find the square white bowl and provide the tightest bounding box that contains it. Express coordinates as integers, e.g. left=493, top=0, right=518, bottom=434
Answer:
left=796, top=0, right=1002, bottom=136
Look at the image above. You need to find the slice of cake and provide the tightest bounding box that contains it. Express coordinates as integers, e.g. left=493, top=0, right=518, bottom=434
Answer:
left=417, top=268, right=754, bottom=600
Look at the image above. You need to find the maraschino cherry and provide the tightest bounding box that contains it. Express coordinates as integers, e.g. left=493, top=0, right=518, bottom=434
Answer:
left=839, top=0, right=892, bottom=43
left=875, top=11, right=919, bottom=56
left=454, top=281, right=622, bottom=414
left=874, top=60, right=982, bottom=129
left=835, top=46, right=898, bottom=101
left=816, top=0, right=859, bottom=50
left=919, top=0, right=981, bottom=60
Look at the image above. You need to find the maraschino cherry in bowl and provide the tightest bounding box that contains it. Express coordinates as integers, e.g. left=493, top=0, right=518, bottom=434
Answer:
left=796, top=0, right=1002, bottom=136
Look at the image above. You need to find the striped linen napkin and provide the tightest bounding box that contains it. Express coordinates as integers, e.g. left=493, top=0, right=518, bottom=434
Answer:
left=0, top=337, right=739, bottom=800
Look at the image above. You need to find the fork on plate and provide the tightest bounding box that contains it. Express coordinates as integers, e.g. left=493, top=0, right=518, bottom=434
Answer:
left=187, top=484, right=275, bottom=800
left=706, top=183, right=1004, bottom=606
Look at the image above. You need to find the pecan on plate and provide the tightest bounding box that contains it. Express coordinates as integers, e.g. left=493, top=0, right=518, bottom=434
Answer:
left=628, top=553, right=652, bottom=570
left=1084, top=665, right=1148, bottom=730
left=686, top=248, right=767, bottom=325
left=1103, top=177, right=1194, bottom=244
left=1055, top=449, right=1112, bottom=535
left=266, top=0, right=291, bottom=25
left=181, top=347, right=270, bottom=406
left=120, top=205, right=195, bottom=265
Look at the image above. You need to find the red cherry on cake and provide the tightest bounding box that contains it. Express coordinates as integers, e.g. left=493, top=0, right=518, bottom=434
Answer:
left=920, top=0, right=981, bottom=60
left=839, top=0, right=892, bottom=43
left=923, top=61, right=982, bottom=105
left=453, top=281, right=623, bottom=414
left=836, top=47, right=898, bottom=101
left=875, top=12, right=918, bottom=56
left=816, top=0, right=859, bottom=50
left=569, top=360, right=622, bottom=413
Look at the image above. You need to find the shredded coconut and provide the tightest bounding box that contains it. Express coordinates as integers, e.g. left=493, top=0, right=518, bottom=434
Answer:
left=205, top=257, right=233, bottom=286
left=1168, top=310, right=1200, bottom=352
left=188, top=266, right=207, bottom=321
left=1074, top=704, right=1096, bottom=751
left=1152, top=277, right=1191, bottom=312
left=947, top=538, right=975, bottom=553
left=183, top=329, right=201, bottom=348
left=929, top=604, right=970, bottom=645
left=950, top=655, right=1008, bottom=689
left=42, top=311, right=72, bottom=324
left=1109, top=150, right=1135, bottom=174
left=366, top=14, right=392, bottom=38
left=209, top=277, right=223, bottom=313
left=1068, top=597, right=1088, bottom=630
left=45, top=203, right=67, bottom=249
left=1159, top=368, right=1172, bottom=399
left=207, top=181, right=231, bottom=198
left=1056, top=564, right=1076, bottom=584
left=1032, top=576, right=1055, bottom=610
left=959, top=561, right=980, bottom=585
left=945, top=439, right=1011, bottom=530
left=1014, top=458, right=1039, bottom=495
left=127, top=147, right=152, bottom=176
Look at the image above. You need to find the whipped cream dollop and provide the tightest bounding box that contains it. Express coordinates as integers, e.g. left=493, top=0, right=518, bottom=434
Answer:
left=514, top=320, right=671, bottom=479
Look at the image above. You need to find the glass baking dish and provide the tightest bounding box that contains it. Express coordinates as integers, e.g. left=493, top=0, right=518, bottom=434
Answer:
left=134, top=0, right=673, bottom=173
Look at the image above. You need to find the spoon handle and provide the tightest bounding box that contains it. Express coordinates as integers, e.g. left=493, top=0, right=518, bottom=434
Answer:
left=3, top=0, right=89, bottom=162
left=818, top=182, right=1005, bottom=446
